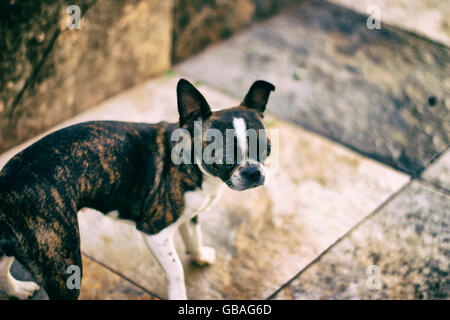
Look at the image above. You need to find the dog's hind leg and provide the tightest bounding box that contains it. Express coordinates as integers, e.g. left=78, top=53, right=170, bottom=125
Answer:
left=12, top=215, right=83, bottom=300
left=26, top=230, right=83, bottom=300
left=17, top=243, right=82, bottom=300
left=0, top=255, right=40, bottom=299
left=37, top=253, right=82, bottom=300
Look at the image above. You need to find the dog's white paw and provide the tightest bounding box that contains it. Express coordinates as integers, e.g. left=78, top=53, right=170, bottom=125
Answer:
left=168, top=289, right=188, bottom=300
left=7, top=279, right=40, bottom=300
left=193, top=246, right=216, bottom=266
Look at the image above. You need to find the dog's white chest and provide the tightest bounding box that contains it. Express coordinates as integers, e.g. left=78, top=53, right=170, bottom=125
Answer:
left=182, top=175, right=224, bottom=221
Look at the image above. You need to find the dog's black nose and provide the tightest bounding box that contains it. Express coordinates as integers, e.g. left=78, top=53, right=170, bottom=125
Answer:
left=241, top=165, right=261, bottom=182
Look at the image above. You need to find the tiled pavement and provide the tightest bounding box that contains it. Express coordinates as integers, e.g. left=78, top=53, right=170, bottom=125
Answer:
left=1, top=0, right=449, bottom=300
left=272, top=181, right=449, bottom=300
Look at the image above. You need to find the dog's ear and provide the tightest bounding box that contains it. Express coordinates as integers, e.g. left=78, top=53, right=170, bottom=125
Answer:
left=241, top=80, right=275, bottom=114
left=177, top=79, right=212, bottom=127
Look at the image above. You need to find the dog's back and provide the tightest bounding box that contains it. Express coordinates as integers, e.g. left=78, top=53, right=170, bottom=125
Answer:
left=0, top=120, right=165, bottom=299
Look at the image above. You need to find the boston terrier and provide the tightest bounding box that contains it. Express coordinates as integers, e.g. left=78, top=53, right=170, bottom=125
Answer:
left=0, top=79, right=275, bottom=300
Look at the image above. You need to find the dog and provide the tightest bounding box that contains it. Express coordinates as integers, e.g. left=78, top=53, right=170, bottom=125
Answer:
left=0, top=79, right=275, bottom=300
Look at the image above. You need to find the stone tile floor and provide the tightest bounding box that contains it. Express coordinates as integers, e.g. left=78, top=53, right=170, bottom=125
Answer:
left=272, top=181, right=449, bottom=300
left=1, top=0, right=449, bottom=300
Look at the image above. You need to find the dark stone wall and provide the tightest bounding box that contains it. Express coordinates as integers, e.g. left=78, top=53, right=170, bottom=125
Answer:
left=0, top=0, right=173, bottom=153
left=172, top=0, right=298, bottom=62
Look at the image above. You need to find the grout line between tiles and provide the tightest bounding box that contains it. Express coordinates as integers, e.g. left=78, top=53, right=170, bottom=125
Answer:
left=81, top=251, right=163, bottom=300
left=414, top=177, right=450, bottom=196
left=265, top=179, right=413, bottom=300
left=416, top=144, right=449, bottom=178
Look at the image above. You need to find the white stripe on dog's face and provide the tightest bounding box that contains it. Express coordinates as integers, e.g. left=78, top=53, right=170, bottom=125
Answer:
left=233, top=117, right=247, bottom=161
left=228, top=117, right=267, bottom=191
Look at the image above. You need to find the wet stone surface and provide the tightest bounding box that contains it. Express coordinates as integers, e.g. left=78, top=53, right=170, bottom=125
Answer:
left=79, top=256, right=157, bottom=300
left=273, top=181, right=450, bottom=300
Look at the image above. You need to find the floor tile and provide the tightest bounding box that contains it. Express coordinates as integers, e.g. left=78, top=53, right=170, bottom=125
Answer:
left=422, top=149, right=450, bottom=191
left=79, top=256, right=156, bottom=300
left=273, top=181, right=450, bottom=300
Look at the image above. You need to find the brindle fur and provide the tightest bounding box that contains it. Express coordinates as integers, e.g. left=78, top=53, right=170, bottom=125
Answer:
left=0, top=121, right=205, bottom=299
left=0, top=79, right=274, bottom=300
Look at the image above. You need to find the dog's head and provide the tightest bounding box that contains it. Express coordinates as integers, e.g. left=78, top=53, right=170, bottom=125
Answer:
left=175, top=79, right=275, bottom=191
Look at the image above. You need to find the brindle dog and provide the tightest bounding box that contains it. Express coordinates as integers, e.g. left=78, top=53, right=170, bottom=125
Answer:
left=0, top=79, right=274, bottom=299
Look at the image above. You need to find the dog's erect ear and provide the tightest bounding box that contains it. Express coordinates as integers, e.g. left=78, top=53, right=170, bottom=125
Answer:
left=241, top=80, right=275, bottom=114
left=177, top=79, right=212, bottom=127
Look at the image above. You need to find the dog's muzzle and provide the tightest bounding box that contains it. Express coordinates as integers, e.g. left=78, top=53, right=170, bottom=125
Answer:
left=227, top=161, right=265, bottom=191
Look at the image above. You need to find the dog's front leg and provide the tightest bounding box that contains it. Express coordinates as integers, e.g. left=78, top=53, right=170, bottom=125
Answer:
left=142, top=228, right=187, bottom=300
left=179, top=217, right=216, bottom=266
